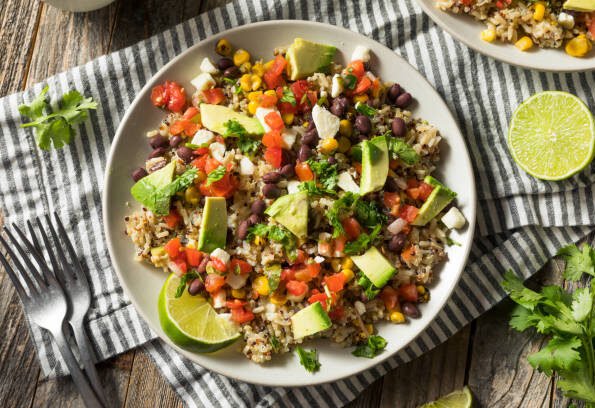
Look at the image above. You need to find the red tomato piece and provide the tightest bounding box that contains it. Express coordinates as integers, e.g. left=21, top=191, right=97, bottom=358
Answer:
left=163, top=210, right=182, bottom=229
left=264, top=111, right=284, bottom=131
left=164, top=237, right=182, bottom=259
left=201, top=88, right=225, bottom=105
left=264, top=147, right=283, bottom=168
left=211, top=257, right=227, bottom=273
left=398, top=283, right=418, bottom=302
left=259, top=93, right=278, bottom=108
left=341, top=217, right=362, bottom=240
left=294, top=162, right=314, bottom=180
left=204, top=274, right=226, bottom=293
left=166, top=81, right=187, bottom=112
left=225, top=299, right=246, bottom=309
left=262, top=130, right=283, bottom=148
left=281, top=267, right=295, bottom=282
left=204, top=157, right=222, bottom=174
left=383, top=192, right=401, bottom=210
left=185, top=248, right=203, bottom=267
left=328, top=305, right=345, bottom=321
left=333, top=235, right=347, bottom=255
left=150, top=84, right=167, bottom=108
left=324, top=272, right=346, bottom=292
left=353, top=76, right=372, bottom=95
left=200, top=173, right=237, bottom=198
left=172, top=258, right=187, bottom=274
left=229, top=259, right=252, bottom=275
left=406, top=187, right=421, bottom=201
left=407, top=178, right=419, bottom=188
left=286, top=280, right=309, bottom=297
left=294, top=268, right=313, bottom=282
left=346, top=60, right=365, bottom=78
left=183, top=106, right=200, bottom=121
left=590, top=13, right=595, bottom=38
left=231, top=307, right=255, bottom=324
left=263, top=55, right=287, bottom=89
left=400, top=205, right=419, bottom=223
left=418, top=182, right=434, bottom=201
left=380, top=286, right=398, bottom=311
left=291, top=249, right=307, bottom=265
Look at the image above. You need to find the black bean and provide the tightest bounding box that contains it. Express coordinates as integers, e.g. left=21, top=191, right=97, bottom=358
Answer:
left=262, top=184, right=281, bottom=199
left=248, top=213, right=261, bottom=225
left=302, top=128, right=319, bottom=147
left=131, top=167, right=148, bottom=182
left=217, top=57, right=234, bottom=71
left=389, top=233, right=407, bottom=253
left=237, top=220, right=250, bottom=240
left=148, top=147, right=167, bottom=159
left=327, top=156, right=337, bottom=165
left=169, top=135, right=183, bottom=147
left=279, top=164, right=295, bottom=178
left=395, top=92, right=412, bottom=109
left=391, top=117, right=406, bottom=137
left=176, top=146, right=195, bottom=163
left=330, top=96, right=349, bottom=117
left=387, top=83, right=402, bottom=102
left=354, top=115, right=372, bottom=135
left=298, top=144, right=312, bottom=162
left=384, top=177, right=399, bottom=192
left=251, top=199, right=266, bottom=215
left=401, top=302, right=420, bottom=318
left=262, top=172, right=282, bottom=184
left=223, top=66, right=240, bottom=79
left=197, top=256, right=209, bottom=274
left=188, top=279, right=205, bottom=296
left=149, top=135, right=169, bottom=149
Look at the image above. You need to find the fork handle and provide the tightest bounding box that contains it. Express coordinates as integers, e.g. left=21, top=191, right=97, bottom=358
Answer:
left=53, top=326, right=105, bottom=408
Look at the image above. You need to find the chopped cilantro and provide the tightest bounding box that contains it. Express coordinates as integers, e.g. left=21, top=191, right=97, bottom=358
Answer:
left=357, top=274, right=381, bottom=299
left=327, top=193, right=386, bottom=238
left=247, top=224, right=297, bottom=256
left=206, top=165, right=226, bottom=185
left=270, top=335, right=281, bottom=353
left=344, top=224, right=382, bottom=255
left=223, top=119, right=261, bottom=155
left=307, top=158, right=339, bottom=190
left=298, top=181, right=337, bottom=196
left=352, top=335, right=387, bottom=358
left=295, top=346, right=321, bottom=373
left=280, top=86, right=296, bottom=106
left=387, top=136, right=420, bottom=165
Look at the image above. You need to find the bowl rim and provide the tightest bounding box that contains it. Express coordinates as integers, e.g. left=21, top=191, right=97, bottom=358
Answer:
left=102, top=19, right=477, bottom=386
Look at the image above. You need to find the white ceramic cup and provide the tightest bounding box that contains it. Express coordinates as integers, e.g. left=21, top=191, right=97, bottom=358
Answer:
left=42, top=0, right=116, bottom=12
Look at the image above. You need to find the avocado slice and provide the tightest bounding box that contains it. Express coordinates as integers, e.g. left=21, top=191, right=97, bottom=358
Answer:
left=197, top=197, right=228, bottom=252
left=359, top=135, right=389, bottom=195
left=351, top=247, right=396, bottom=288
left=199, top=104, right=264, bottom=136
left=264, top=191, right=309, bottom=239
left=130, top=161, right=176, bottom=215
left=411, top=176, right=457, bottom=226
left=286, top=38, right=337, bottom=80
left=563, top=0, right=595, bottom=11
left=291, top=302, right=332, bottom=339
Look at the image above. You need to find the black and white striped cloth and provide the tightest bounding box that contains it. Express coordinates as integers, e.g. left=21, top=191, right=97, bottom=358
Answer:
left=0, top=0, right=594, bottom=406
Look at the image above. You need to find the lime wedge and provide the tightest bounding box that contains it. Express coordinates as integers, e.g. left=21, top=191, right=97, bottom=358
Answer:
left=507, top=91, right=595, bottom=181
left=158, top=274, right=240, bottom=353
left=420, top=386, right=473, bottom=408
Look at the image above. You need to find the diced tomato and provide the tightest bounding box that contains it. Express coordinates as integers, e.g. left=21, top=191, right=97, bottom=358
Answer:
left=169, top=119, right=200, bottom=137
left=150, top=85, right=166, bottom=108
left=333, top=235, right=347, bottom=256
left=406, top=187, right=420, bottom=200
left=194, top=147, right=209, bottom=156
left=262, top=130, right=283, bottom=148
left=278, top=101, right=297, bottom=114
left=211, top=257, right=228, bottom=273
left=184, top=122, right=200, bottom=136
left=400, top=205, right=419, bottom=223
left=291, top=249, right=307, bottom=265
left=264, top=111, right=284, bottom=131
left=150, top=81, right=187, bottom=113
left=383, top=192, right=401, bottom=216
left=164, top=237, right=182, bottom=259
left=401, top=246, right=416, bottom=264
left=191, top=155, right=208, bottom=170
left=293, top=262, right=321, bottom=282
left=290, top=80, right=308, bottom=103
left=589, top=12, right=595, bottom=38
left=354, top=162, right=362, bottom=174
left=407, top=178, right=419, bottom=188
left=229, top=259, right=252, bottom=275
left=353, top=76, right=372, bottom=95
left=204, top=157, right=222, bottom=174
left=418, top=182, right=434, bottom=201
left=341, top=217, right=362, bottom=240
left=380, top=286, right=398, bottom=311
left=204, top=274, right=226, bottom=293
left=172, top=258, right=187, bottom=274
left=328, top=305, right=345, bottom=321
left=200, top=173, right=237, bottom=198
left=169, top=120, right=188, bottom=136
left=226, top=299, right=246, bottom=309
left=286, top=280, right=309, bottom=297
left=308, top=292, right=337, bottom=310
left=324, top=272, right=346, bottom=292
left=460, top=0, right=473, bottom=5
left=294, top=268, right=314, bottom=282
left=398, top=283, right=418, bottom=302
left=264, top=147, right=283, bottom=168
left=202, top=88, right=225, bottom=105
left=295, top=162, right=314, bottom=180
left=185, top=248, right=203, bottom=267
left=263, top=55, right=287, bottom=89
left=289, top=80, right=316, bottom=112
left=281, top=267, right=296, bottom=282
left=346, top=60, right=365, bottom=78
left=259, top=93, right=278, bottom=108
left=231, top=307, right=255, bottom=324
left=306, top=262, right=321, bottom=278
left=164, top=210, right=182, bottom=229
left=183, top=106, right=200, bottom=122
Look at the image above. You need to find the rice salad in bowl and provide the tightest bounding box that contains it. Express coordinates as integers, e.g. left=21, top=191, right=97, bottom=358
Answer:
left=123, top=37, right=467, bottom=368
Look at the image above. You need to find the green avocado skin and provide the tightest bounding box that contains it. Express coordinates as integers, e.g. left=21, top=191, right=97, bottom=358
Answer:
left=197, top=197, right=228, bottom=252
left=411, top=176, right=457, bottom=226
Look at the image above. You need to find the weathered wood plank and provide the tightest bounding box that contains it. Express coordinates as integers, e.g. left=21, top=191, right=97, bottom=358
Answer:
left=348, top=378, right=384, bottom=408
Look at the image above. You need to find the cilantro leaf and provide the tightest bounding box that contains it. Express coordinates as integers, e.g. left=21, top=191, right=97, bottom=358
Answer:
left=307, top=158, right=339, bottom=190
left=223, top=119, right=247, bottom=137
left=387, top=137, right=420, bottom=165
left=270, top=335, right=281, bottom=353
left=326, top=193, right=386, bottom=238
left=295, top=347, right=320, bottom=373
left=174, top=271, right=199, bottom=298
left=357, top=273, right=381, bottom=299
left=352, top=335, right=387, bottom=358
left=298, top=181, right=337, bottom=196
left=19, top=86, right=97, bottom=150
left=237, top=134, right=261, bottom=155
left=354, top=102, right=377, bottom=117
left=571, top=287, right=592, bottom=322
left=247, top=224, right=297, bottom=256
left=206, top=165, right=226, bottom=185
left=527, top=336, right=582, bottom=376
left=280, top=86, right=296, bottom=106
left=353, top=198, right=387, bottom=228
left=344, top=224, right=382, bottom=255
left=501, top=271, right=543, bottom=311
left=223, top=119, right=261, bottom=155
left=132, top=167, right=198, bottom=215
left=557, top=244, right=595, bottom=281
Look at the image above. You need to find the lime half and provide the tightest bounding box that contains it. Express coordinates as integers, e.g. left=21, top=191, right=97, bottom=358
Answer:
left=420, top=386, right=473, bottom=408
left=507, top=91, right=595, bottom=181
left=158, top=274, right=240, bottom=353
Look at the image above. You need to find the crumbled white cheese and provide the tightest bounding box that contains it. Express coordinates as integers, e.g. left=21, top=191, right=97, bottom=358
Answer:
left=190, top=72, right=215, bottom=91
left=331, top=74, right=344, bottom=98
left=314, top=256, right=325, bottom=264
left=191, top=129, right=214, bottom=146
left=199, top=57, right=219, bottom=74
left=337, top=171, right=360, bottom=194
left=210, top=248, right=230, bottom=265
left=212, top=290, right=227, bottom=308
left=287, top=180, right=301, bottom=194
left=281, top=127, right=298, bottom=150
left=351, top=45, right=371, bottom=62
left=441, top=207, right=466, bottom=230
left=226, top=272, right=249, bottom=289
left=209, top=142, right=226, bottom=163
left=558, top=12, right=575, bottom=29
left=255, top=106, right=279, bottom=133
left=239, top=156, right=255, bottom=175
left=311, top=104, right=340, bottom=140
left=354, top=301, right=366, bottom=315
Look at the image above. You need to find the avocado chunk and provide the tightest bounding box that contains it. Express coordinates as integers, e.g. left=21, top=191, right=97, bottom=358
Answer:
left=291, top=302, right=332, bottom=339
left=359, top=135, right=389, bottom=195
left=563, top=0, right=595, bottom=11
left=286, top=38, right=337, bottom=80
left=411, top=176, right=457, bottom=226
left=351, top=247, right=396, bottom=288
left=264, top=191, right=309, bottom=239
left=199, top=104, right=264, bottom=136
left=130, top=161, right=176, bottom=215
left=197, top=197, right=228, bottom=252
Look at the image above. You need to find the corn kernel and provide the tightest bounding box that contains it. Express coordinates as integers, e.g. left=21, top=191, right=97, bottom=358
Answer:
left=263, top=59, right=275, bottom=71
left=565, top=34, right=592, bottom=58
left=353, top=94, right=369, bottom=103
left=233, top=49, right=251, bottom=66
left=341, top=257, right=354, bottom=270
left=239, top=62, right=251, bottom=75
left=302, top=121, right=310, bottom=128
left=336, top=137, right=351, bottom=155
left=254, top=236, right=263, bottom=246
left=270, top=293, right=288, bottom=305
left=330, top=259, right=342, bottom=272
left=371, top=83, right=383, bottom=99
left=342, top=268, right=355, bottom=282
left=515, top=36, right=534, bottom=51
left=282, top=112, right=294, bottom=126
left=417, top=285, right=426, bottom=295
left=320, top=138, right=339, bottom=154
left=480, top=28, right=496, bottom=43
left=390, top=311, right=406, bottom=323
left=239, top=74, right=252, bottom=92
left=252, top=62, right=265, bottom=76
left=251, top=75, right=262, bottom=91
left=247, top=91, right=263, bottom=102
left=338, top=119, right=353, bottom=138
left=231, top=288, right=246, bottom=299
left=215, top=38, right=232, bottom=56
left=248, top=101, right=259, bottom=115
left=253, top=276, right=270, bottom=296
left=365, top=324, right=374, bottom=334
left=184, top=186, right=200, bottom=206
left=264, top=89, right=276, bottom=97
left=533, top=2, right=545, bottom=21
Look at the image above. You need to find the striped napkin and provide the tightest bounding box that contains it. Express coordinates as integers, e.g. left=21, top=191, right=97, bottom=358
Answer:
left=0, top=0, right=594, bottom=406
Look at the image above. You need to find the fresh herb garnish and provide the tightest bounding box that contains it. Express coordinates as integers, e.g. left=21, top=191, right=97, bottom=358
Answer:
left=298, top=181, right=337, bottom=197
left=131, top=167, right=198, bottom=215
left=295, top=346, right=321, bottom=373
left=327, top=193, right=387, bottom=238
left=357, top=273, right=381, bottom=299
left=206, top=165, right=226, bottom=185
left=344, top=74, right=357, bottom=90
left=387, top=136, right=420, bottom=165
left=502, top=243, right=595, bottom=404
left=344, top=224, right=382, bottom=255
left=353, top=198, right=387, bottom=229
left=223, top=119, right=247, bottom=138
left=352, top=335, right=387, bottom=358
left=354, top=101, right=377, bottom=117
left=174, top=271, right=199, bottom=298
left=19, top=86, right=98, bottom=150
left=247, top=224, right=297, bottom=256
left=222, top=77, right=236, bottom=85
left=280, top=86, right=296, bottom=106
left=270, top=335, right=281, bottom=353
left=307, top=158, right=339, bottom=190
left=446, top=237, right=462, bottom=246
left=223, top=119, right=261, bottom=155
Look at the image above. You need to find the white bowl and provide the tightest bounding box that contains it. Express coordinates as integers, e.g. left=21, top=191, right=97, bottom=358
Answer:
left=416, top=0, right=595, bottom=72
left=103, top=20, right=477, bottom=387
left=43, top=0, right=115, bottom=12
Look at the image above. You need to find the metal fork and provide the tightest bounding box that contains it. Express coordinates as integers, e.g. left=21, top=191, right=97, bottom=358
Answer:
left=0, top=219, right=104, bottom=408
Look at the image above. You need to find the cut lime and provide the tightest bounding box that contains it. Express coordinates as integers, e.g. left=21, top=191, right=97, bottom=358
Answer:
left=420, top=386, right=473, bottom=408
left=507, top=91, right=595, bottom=181
left=158, top=274, right=240, bottom=353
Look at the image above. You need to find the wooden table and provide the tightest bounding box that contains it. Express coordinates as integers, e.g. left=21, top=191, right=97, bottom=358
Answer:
left=0, top=1, right=589, bottom=406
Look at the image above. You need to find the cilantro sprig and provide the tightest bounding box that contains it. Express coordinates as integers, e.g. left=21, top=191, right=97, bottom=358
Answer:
left=19, top=86, right=97, bottom=150
left=295, top=346, right=321, bottom=373
left=327, top=192, right=387, bottom=238
left=247, top=223, right=297, bottom=258
left=387, top=136, right=420, bottom=165
left=174, top=271, right=200, bottom=298
left=223, top=119, right=261, bottom=155
left=307, top=158, right=339, bottom=190
left=352, top=335, right=387, bottom=358
left=280, top=86, right=296, bottom=106
left=344, top=224, right=382, bottom=255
